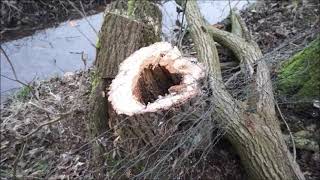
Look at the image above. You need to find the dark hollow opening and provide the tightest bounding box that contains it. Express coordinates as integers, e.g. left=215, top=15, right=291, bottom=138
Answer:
left=133, top=64, right=183, bottom=105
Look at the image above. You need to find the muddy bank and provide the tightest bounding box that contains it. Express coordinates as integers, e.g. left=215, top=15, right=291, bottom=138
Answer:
left=1, top=0, right=110, bottom=42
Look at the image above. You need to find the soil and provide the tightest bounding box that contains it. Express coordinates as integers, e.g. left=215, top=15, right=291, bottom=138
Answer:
left=241, top=0, right=320, bottom=54
left=1, top=0, right=110, bottom=42
left=1, top=1, right=319, bottom=179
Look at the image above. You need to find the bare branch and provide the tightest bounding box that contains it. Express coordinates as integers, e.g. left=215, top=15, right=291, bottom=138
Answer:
left=181, top=0, right=222, bottom=79
left=17, top=102, right=74, bottom=140
left=12, top=142, right=26, bottom=179
left=225, top=70, right=241, bottom=86
left=1, top=46, right=18, bottom=80
left=1, top=74, right=29, bottom=87
left=276, top=101, right=296, bottom=162
left=67, top=0, right=99, bottom=36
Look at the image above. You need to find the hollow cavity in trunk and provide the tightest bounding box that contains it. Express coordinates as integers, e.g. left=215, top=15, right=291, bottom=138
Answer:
left=133, top=64, right=182, bottom=105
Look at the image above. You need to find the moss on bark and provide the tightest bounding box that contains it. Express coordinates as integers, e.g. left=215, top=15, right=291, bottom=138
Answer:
left=127, top=0, right=136, bottom=16
left=278, top=38, right=320, bottom=100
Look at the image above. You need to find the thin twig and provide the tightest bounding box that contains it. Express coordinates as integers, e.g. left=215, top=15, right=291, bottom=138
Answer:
left=75, top=25, right=97, bottom=48
left=10, top=101, right=75, bottom=140
left=0, top=47, right=39, bottom=99
left=275, top=101, right=296, bottom=162
left=1, top=74, right=39, bottom=100
left=1, top=74, right=29, bottom=87
left=1, top=45, right=18, bottom=80
left=79, top=1, right=99, bottom=35
left=12, top=141, right=26, bottom=180
left=28, top=101, right=56, bottom=114
left=178, top=25, right=188, bottom=49
left=68, top=0, right=98, bottom=36
left=17, top=109, right=73, bottom=140
left=81, top=51, right=87, bottom=70
left=225, top=70, right=241, bottom=86
left=178, top=0, right=187, bottom=44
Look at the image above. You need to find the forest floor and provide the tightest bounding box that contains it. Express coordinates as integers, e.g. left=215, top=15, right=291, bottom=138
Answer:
left=1, top=1, right=319, bottom=179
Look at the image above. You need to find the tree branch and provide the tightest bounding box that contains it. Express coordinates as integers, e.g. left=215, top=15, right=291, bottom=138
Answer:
left=180, top=0, right=222, bottom=80
left=205, top=25, right=261, bottom=76
left=177, top=1, right=305, bottom=179
left=205, top=13, right=276, bottom=117
left=1, top=46, right=18, bottom=80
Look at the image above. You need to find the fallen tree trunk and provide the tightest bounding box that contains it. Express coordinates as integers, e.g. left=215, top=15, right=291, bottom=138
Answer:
left=176, top=0, right=305, bottom=179
left=108, top=42, right=205, bottom=153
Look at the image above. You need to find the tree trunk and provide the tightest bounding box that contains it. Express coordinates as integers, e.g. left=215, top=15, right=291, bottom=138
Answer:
left=89, top=0, right=161, bottom=178
left=177, top=0, right=305, bottom=179
left=108, top=42, right=206, bottom=154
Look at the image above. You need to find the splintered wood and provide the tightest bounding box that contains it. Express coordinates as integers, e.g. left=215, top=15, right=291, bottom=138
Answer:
left=108, top=42, right=205, bottom=152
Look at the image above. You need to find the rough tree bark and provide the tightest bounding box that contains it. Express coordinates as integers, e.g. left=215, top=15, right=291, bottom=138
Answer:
left=88, top=0, right=161, bottom=177
left=176, top=0, right=305, bottom=180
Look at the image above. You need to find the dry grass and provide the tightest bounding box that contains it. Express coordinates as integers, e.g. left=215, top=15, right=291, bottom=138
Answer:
left=0, top=69, right=94, bottom=179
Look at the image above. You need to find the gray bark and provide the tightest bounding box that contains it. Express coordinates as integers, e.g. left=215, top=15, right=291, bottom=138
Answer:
left=88, top=0, right=161, bottom=178
left=178, top=0, right=305, bottom=179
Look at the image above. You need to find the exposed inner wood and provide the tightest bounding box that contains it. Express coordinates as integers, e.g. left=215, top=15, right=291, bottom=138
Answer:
left=107, top=42, right=207, bottom=163
left=108, top=42, right=204, bottom=116
left=133, top=63, right=183, bottom=105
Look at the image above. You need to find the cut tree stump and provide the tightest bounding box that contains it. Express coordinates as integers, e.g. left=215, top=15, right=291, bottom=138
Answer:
left=108, top=42, right=205, bottom=153
left=88, top=0, right=162, bottom=178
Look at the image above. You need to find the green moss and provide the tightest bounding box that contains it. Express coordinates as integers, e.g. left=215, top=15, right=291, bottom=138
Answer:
left=127, top=0, right=136, bottom=17
left=16, top=86, right=32, bottom=100
left=96, top=38, right=101, bottom=50
left=277, top=38, right=320, bottom=100
left=90, top=70, right=100, bottom=94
